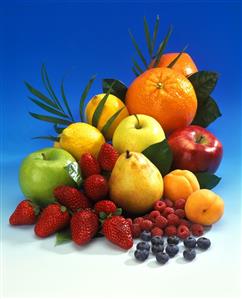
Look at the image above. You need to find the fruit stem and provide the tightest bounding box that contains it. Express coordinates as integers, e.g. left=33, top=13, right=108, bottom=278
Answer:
left=195, top=135, right=206, bottom=144
left=41, top=153, right=47, bottom=160
left=126, top=150, right=132, bottom=159
left=134, top=114, right=141, bottom=129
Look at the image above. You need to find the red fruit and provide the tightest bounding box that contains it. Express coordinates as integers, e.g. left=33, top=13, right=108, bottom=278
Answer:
left=167, top=213, right=180, bottom=226
left=131, top=223, right=141, bottom=238
left=155, top=215, right=168, bottom=229
left=191, top=223, right=204, bottom=237
left=163, top=198, right=174, bottom=207
left=54, top=186, right=91, bottom=211
left=179, top=219, right=191, bottom=228
left=9, top=200, right=39, bottom=225
left=151, top=227, right=163, bottom=237
left=177, top=225, right=190, bottom=239
left=154, top=200, right=166, bottom=212
left=35, top=204, right=70, bottom=238
left=97, top=143, right=119, bottom=171
left=103, top=216, right=133, bottom=250
left=71, top=209, right=99, bottom=245
left=174, top=209, right=185, bottom=219
left=140, top=219, right=153, bottom=231
left=94, top=200, right=117, bottom=215
left=165, top=225, right=177, bottom=236
left=126, top=218, right=133, bottom=229
left=133, top=217, right=144, bottom=225
left=83, top=175, right=108, bottom=202
left=174, top=198, right=186, bottom=209
left=79, top=153, right=101, bottom=178
left=163, top=207, right=175, bottom=217
left=149, top=210, right=161, bottom=222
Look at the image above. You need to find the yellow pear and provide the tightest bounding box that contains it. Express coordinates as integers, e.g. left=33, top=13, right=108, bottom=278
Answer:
left=109, top=151, right=164, bottom=214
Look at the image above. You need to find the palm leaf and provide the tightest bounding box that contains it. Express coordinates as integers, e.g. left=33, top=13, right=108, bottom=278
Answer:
left=54, top=124, right=66, bottom=134
left=101, top=107, right=124, bottom=138
left=29, top=112, right=72, bottom=125
left=132, top=58, right=143, bottom=74
left=61, top=79, right=74, bottom=121
left=129, top=29, right=148, bottom=68
left=144, top=16, right=152, bottom=58
left=151, top=15, right=160, bottom=55
left=32, top=135, right=60, bottom=142
left=167, top=45, right=188, bottom=68
left=132, top=66, right=140, bottom=77
left=154, top=25, right=173, bottom=67
left=79, top=75, right=96, bottom=121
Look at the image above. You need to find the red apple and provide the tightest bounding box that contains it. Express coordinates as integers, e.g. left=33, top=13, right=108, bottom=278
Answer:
left=167, top=125, right=223, bottom=173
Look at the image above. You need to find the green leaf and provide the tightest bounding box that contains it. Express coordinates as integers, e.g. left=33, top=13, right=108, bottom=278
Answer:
left=55, top=229, right=72, bottom=246
left=113, top=208, right=122, bottom=216
left=28, top=97, right=69, bottom=118
left=99, top=212, right=107, bottom=220
left=79, top=75, right=96, bottom=121
left=29, top=112, right=72, bottom=126
left=129, top=29, right=148, bottom=68
left=61, top=79, right=74, bottom=121
left=64, top=162, right=83, bottom=187
left=32, top=135, right=60, bottom=142
left=192, top=96, right=222, bottom=127
left=142, top=139, right=173, bottom=176
left=131, top=58, right=144, bottom=74
left=167, top=45, right=188, bottom=68
left=54, top=124, right=66, bottom=134
left=144, top=16, right=152, bottom=58
left=195, top=172, right=221, bottom=189
left=24, top=81, right=59, bottom=109
left=102, top=79, right=128, bottom=102
left=92, top=81, right=116, bottom=127
left=153, top=25, right=173, bottom=67
left=132, top=66, right=140, bottom=77
left=188, top=71, right=219, bottom=99
left=151, top=15, right=160, bottom=55
left=101, top=107, right=124, bottom=139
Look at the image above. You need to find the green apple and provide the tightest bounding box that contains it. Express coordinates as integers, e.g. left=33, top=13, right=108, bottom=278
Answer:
left=112, top=114, right=166, bottom=153
left=19, top=147, right=76, bottom=206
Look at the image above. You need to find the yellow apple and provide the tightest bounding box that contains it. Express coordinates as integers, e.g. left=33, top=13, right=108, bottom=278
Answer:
left=112, top=114, right=166, bottom=153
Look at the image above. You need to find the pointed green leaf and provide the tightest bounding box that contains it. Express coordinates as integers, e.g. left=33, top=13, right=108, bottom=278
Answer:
left=28, top=97, right=69, bottom=118
left=195, top=172, right=221, bottom=189
left=113, top=208, right=122, bottom=216
left=92, top=81, right=116, bottom=127
left=64, top=162, right=83, bottom=187
left=102, top=79, right=128, bottom=102
left=132, top=58, right=144, bottom=74
left=24, top=81, right=59, bottom=109
left=32, top=135, right=60, bottom=142
left=144, top=16, right=152, bottom=58
left=29, top=112, right=72, bottom=125
left=167, top=45, right=188, bottom=68
left=142, top=139, right=173, bottom=176
left=79, top=75, right=96, bottom=121
left=129, top=29, right=148, bottom=68
left=55, top=229, right=72, bottom=246
left=154, top=25, right=173, bottom=67
left=132, top=66, right=140, bottom=77
left=101, top=107, right=124, bottom=139
left=61, top=79, right=74, bottom=121
left=99, top=212, right=107, bottom=220
left=151, top=15, right=160, bottom=55
left=54, top=124, right=66, bottom=134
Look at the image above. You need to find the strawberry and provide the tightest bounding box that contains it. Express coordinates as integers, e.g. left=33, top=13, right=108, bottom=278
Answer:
left=54, top=185, right=91, bottom=211
left=79, top=153, right=101, bottom=178
left=34, top=204, right=70, bottom=238
left=103, top=216, right=133, bottom=250
left=71, top=209, right=99, bottom=245
left=83, top=174, right=108, bottom=202
left=97, top=143, right=119, bottom=171
left=9, top=200, right=39, bottom=225
left=94, top=200, right=117, bottom=215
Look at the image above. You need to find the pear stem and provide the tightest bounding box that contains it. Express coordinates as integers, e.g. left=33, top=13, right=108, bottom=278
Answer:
left=126, top=150, right=132, bottom=159
left=134, top=114, right=141, bottom=129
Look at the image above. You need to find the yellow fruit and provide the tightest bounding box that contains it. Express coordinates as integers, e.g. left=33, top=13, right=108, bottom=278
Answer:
left=59, top=122, right=105, bottom=160
left=85, top=93, right=129, bottom=140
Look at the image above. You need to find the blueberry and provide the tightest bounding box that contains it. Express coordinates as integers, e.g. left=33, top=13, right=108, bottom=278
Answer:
left=152, top=244, right=164, bottom=254
left=197, top=237, right=211, bottom=250
left=183, top=249, right=196, bottom=261
left=156, top=252, right=170, bottom=264
left=165, top=244, right=179, bottom=257
left=184, top=236, right=196, bottom=249
left=136, top=241, right=150, bottom=251
left=134, top=249, right=149, bottom=261
left=167, top=236, right=180, bottom=245
left=140, top=230, right=152, bottom=242
left=151, top=236, right=164, bottom=246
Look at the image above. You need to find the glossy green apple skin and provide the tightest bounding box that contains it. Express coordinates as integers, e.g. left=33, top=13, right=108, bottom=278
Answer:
left=19, top=147, right=76, bottom=206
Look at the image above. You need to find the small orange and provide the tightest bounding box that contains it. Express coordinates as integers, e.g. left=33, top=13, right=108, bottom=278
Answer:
left=151, top=52, right=198, bottom=77
left=125, top=67, right=197, bottom=134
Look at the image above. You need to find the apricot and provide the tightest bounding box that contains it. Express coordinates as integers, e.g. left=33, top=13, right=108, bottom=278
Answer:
left=185, top=189, right=224, bottom=225
left=163, top=169, right=200, bottom=202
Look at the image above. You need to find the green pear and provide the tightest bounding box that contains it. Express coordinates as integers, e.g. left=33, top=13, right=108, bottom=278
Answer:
left=109, top=151, right=164, bottom=214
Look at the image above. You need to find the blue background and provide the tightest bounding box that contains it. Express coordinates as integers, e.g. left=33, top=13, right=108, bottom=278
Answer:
left=0, top=1, right=241, bottom=298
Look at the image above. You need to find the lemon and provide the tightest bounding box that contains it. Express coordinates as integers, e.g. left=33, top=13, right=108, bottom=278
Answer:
left=59, top=122, right=105, bottom=160
left=85, top=93, right=129, bottom=140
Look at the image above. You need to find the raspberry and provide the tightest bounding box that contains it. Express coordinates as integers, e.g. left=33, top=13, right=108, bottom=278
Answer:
left=155, top=215, right=168, bottom=229
left=174, top=198, right=186, bottom=209
left=163, top=198, right=174, bottom=208
left=177, top=225, right=190, bottom=239
left=165, top=225, right=177, bottom=236
left=126, top=218, right=133, bottom=229
left=191, top=223, right=204, bottom=237
left=133, top=217, right=144, bottom=225
left=154, top=200, right=166, bottom=212
left=149, top=210, right=161, bottom=222
left=151, top=227, right=163, bottom=237
left=179, top=219, right=191, bottom=228
left=162, top=207, right=175, bottom=217
left=131, top=224, right=141, bottom=238
left=175, top=209, right=185, bottom=219
left=167, top=213, right=180, bottom=226
left=140, top=219, right=153, bottom=231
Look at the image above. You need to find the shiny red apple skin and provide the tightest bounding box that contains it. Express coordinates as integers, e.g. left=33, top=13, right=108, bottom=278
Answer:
left=168, top=125, right=223, bottom=173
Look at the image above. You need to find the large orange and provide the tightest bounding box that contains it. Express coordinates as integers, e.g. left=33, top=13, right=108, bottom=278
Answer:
left=125, top=67, right=197, bottom=134
left=153, top=52, right=198, bottom=77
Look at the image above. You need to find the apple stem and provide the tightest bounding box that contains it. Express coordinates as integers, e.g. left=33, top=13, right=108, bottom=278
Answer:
left=196, top=135, right=206, bottom=144
left=41, top=153, right=47, bottom=160
left=126, top=150, right=132, bottom=159
left=134, top=114, right=141, bottom=129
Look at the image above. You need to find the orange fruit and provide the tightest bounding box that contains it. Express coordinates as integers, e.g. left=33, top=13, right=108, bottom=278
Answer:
left=125, top=67, right=197, bottom=134
left=151, top=52, right=198, bottom=77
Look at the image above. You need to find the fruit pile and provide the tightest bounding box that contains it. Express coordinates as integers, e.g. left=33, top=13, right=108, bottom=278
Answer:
left=10, top=17, right=225, bottom=265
